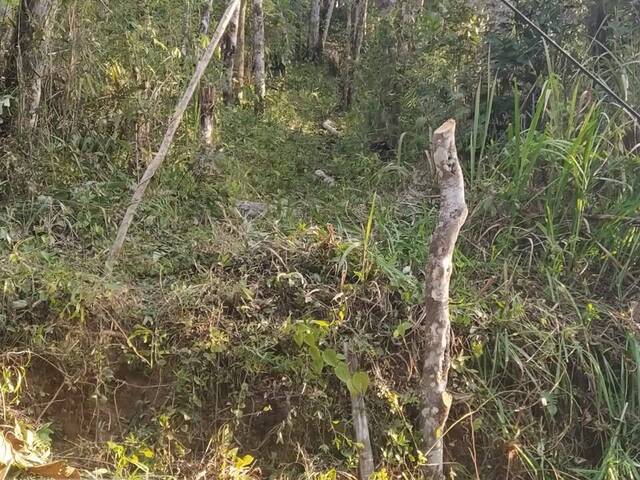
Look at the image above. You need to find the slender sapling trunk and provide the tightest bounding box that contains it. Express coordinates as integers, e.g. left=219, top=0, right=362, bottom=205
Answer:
left=222, top=0, right=239, bottom=105
left=252, top=0, right=265, bottom=111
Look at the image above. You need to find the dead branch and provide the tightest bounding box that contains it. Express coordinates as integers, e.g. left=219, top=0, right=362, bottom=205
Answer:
left=106, top=0, right=240, bottom=271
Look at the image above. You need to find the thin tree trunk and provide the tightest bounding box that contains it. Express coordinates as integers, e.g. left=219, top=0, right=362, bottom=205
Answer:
left=341, top=0, right=367, bottom=109
left=398, top=0, right=422, bottom=60
left=252, top=0, right=265, bottom=111
left=307, top=0, right=321, bottom=61
left=234, top=0, right=247, bottom=101
left=199, top=0, right=215, bottom=146
left=107, top=0, right=240, bottom=270
left=222, top=0, right=239, bottom=105
left=420, top=119, right=468, bottom=479
left=341, top=0, right=354, bottom=108
left=64, top=0, right=79, bottom=128
left=13, top=0, right=59, bottom=130
left=587, top=0, right=608, bottom=55
left=319, top=0, right=336, bottom=57
left=353, top=0, right=368, bottom=64
left=0, top=3, right=17, bottom=86
left=200, top=0, right=214, bottom=35
left=344, top=344, right=374, bottom=480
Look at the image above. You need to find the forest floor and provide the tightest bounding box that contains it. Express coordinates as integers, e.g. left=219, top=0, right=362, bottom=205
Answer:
left=1, top=63, right=639, bottom=479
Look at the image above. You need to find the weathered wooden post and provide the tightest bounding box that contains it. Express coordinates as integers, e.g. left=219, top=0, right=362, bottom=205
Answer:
left=420, top=119, right=468, bottom=478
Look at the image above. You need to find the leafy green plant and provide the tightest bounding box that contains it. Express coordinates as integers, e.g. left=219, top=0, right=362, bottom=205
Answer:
left=291, top=320, right=370, bottom=396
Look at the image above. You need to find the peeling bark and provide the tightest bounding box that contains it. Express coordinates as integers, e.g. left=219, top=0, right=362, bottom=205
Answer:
left=420, top=119, right=468, bottom=478
left=222, top=0, right=239, bottom=105
left=345, top=344, right=374, bottom=480
left=252, top=0, right=265, bottom=111
left=307, top=0, right=322, bottom=61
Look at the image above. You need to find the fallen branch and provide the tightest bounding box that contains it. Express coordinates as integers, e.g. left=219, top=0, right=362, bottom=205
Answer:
left=106, top=0, right=240, bottom=271
left=420, top=119, right=468, bottom=478
left=321, top=119, right=341, bottom=136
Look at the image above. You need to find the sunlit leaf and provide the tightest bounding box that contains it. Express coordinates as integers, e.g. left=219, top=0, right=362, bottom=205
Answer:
left=235, top=454, right=254, bottom=469
left=350, top=371, right=370, bottom=395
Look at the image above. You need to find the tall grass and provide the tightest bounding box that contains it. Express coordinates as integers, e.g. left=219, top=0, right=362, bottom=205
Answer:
left=477, top=74, right=639, bottom=296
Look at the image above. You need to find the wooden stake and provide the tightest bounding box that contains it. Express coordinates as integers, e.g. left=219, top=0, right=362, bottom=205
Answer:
left=106, top=0, right=240, bottom=271
left=420, top=119, right=468, bottom=478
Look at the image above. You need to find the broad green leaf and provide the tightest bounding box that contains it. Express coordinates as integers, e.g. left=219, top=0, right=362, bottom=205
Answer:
left=334, top=362, right=350, bottom=385
left=309, top=345, right=324, bottom=373
left=351, top=371, right=370, bottom=395
left=322, top=348, right=340, bottom=368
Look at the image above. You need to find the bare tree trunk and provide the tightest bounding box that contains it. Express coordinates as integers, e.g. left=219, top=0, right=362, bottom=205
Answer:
left=353, top=0, right=368, bottom=63
left=398, top=0, right=421, bottom=60
left=319, top=0, right=336, bottom=57
left=252, top=0, right=265, bottom=111
left=420, top=119, right=468, bottom=479
left=307, top=0, right=321, bottom=61
left=344, top=344, right=374, bottom=480
left=341, top=0, right=367, bottom=109
left=63, top=0, right=80, bottom=128
left=341, top=0, right=354, bottom=108
left=234, top=0, right=247, bottom=101
left=222, top=0, right=239, bottom=105
left=200, top=0, right=214, bottom=35
left=199, top=0, right=215, bottom=146
left=107, top=0, right=240, bottom=270
left=12, top=0, right=59, bottom=130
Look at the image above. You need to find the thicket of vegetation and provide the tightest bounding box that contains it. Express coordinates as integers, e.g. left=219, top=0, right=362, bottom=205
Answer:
left=1, top=0, right=639, bottom=478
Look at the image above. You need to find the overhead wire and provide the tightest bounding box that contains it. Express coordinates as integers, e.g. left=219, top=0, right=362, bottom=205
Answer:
left=497, top=0, right=640, bottom=123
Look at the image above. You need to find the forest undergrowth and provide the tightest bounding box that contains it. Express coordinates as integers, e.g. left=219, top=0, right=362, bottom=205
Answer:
left=1, top=4, right=640, bottom=477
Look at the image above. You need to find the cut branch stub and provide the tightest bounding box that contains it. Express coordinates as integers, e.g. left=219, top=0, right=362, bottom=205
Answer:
left=420, top=118, right=468, bottom=479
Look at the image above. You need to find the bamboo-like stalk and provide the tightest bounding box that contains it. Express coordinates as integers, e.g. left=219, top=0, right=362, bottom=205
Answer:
left=344, top=344, right=374, bottom=480
left=420, top=119, right=468, bottom=478
left=106, top=0, right=240, bottom=271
